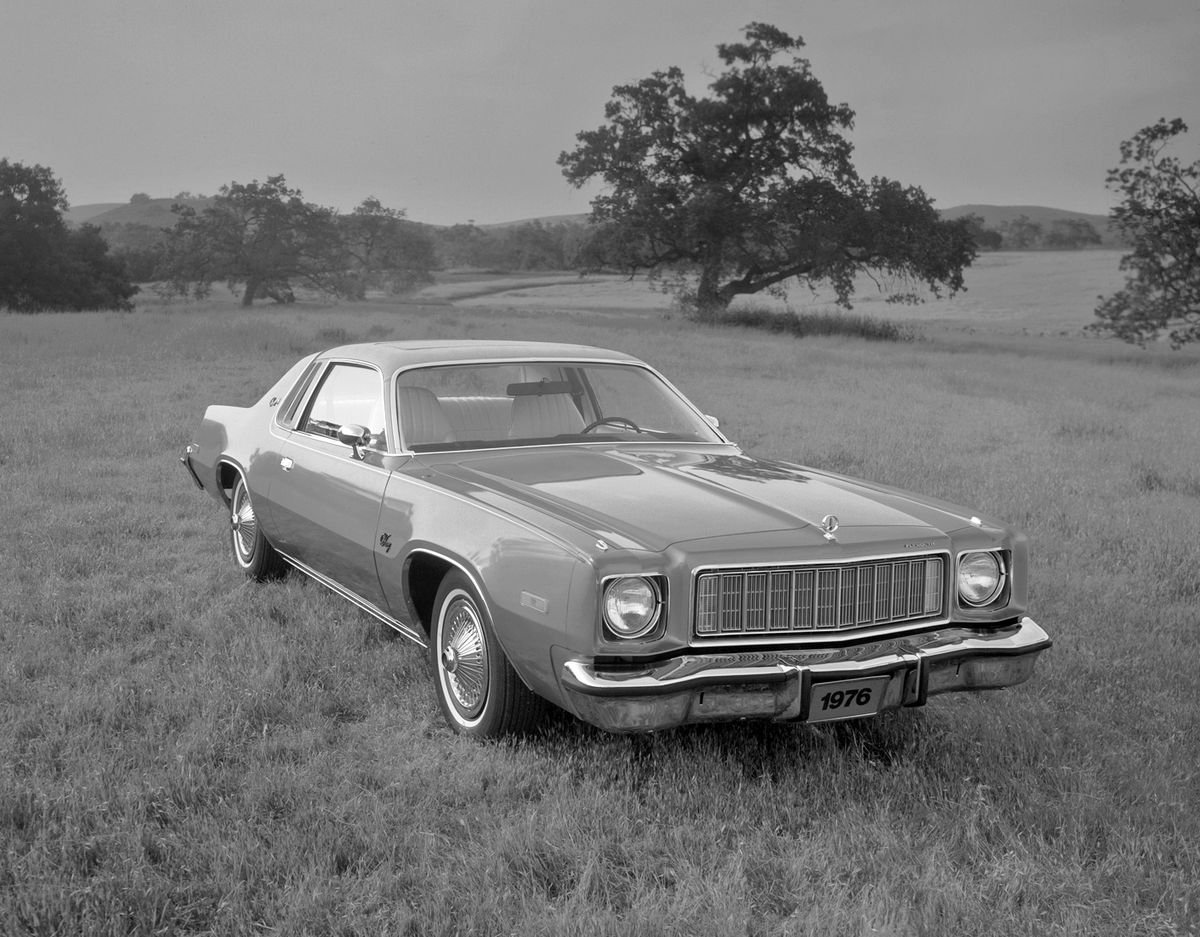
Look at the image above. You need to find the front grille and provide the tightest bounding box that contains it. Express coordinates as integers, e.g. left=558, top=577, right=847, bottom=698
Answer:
left=694, top=555, right=946, bottom=638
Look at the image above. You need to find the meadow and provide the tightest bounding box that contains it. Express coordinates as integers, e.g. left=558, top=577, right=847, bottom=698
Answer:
left=2, top=252, right=1198, bottom=936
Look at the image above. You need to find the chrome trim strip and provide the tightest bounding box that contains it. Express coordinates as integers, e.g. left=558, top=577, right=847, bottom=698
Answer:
left=563, top=616, right=1050, bottom=698
left=691, top=548, right=953, bottom=574
left=401, top=545, right=493, bottom=622
left=279, top=551, right=427, bottom=648
left=686, top=615, right=954, bottom=648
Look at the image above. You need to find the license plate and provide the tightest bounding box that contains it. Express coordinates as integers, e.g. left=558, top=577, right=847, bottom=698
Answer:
left=807, top=676, right=888, bottom=723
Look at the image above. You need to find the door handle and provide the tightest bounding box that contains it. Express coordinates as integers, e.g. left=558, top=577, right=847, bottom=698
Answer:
left=280, top=457, right=294, bottom=472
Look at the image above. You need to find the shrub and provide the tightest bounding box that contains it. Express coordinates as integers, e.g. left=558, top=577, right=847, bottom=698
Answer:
left=706, top=303, right=916, bottom=342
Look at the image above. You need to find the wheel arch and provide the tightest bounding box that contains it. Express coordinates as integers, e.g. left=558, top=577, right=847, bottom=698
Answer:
left=402, top=547, right=489, bottom=639
left=215, top=458, right=247, bottom=507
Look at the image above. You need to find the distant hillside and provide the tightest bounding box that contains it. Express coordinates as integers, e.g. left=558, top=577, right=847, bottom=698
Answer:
left=65, top=197, right=211, bottom=230
left=481, top=213, right=589, bottom=230
left=64, top=202, right=124, bottom=225
left=941, top=204, right=1121, bottom=248
left=65, top=199, right=1122, bottom=247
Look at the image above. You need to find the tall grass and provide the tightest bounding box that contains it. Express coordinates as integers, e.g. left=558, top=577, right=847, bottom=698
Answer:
left=704, top=303, right=917, bottom=342
left=1, top=292, right=1197, bottom=936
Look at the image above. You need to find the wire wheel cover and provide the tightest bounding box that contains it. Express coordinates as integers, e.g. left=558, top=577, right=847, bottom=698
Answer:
left=440, top=597, right=489, bottom=718
left=232, top=483, right=258, bottom=562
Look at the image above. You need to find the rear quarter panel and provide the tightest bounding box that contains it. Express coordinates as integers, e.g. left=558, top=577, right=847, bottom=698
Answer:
left=188, top=354, right=318, bottom=505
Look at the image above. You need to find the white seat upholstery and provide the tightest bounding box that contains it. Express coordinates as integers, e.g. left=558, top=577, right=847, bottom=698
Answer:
left=508, top=394, right=585, bottom=438
left=440, top=396, right=513, bottom=441
left=396, top=387, right=454, bottom=447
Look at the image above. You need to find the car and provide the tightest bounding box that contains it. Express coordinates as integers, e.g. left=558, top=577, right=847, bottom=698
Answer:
left=181, top=340, right=1050, bottom=737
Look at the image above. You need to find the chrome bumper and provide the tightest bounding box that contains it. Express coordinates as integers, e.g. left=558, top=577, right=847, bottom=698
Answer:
left=180, top=445, right=205, bottom=491
left=560, top=616, right=1050, bottom=733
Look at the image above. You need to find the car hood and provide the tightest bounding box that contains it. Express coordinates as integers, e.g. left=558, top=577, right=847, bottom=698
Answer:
left=431, top=447, right=977, bottom=553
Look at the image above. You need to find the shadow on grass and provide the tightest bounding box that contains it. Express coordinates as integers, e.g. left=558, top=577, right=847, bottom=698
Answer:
left=517, top=705, right=934, bottom=783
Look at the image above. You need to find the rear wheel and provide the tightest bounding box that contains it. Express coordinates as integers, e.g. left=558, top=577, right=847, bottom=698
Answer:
left=430, top=571, right=544, bottom=737
left=229, top=475, right=286, bottom=581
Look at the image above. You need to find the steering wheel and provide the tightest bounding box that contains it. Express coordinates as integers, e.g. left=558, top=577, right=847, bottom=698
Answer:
left=581, top=416, right=642, bottom=435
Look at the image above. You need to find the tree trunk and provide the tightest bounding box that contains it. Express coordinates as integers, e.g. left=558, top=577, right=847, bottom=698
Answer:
left=694, top=264, right=732, bottom=321
left=241, top=277, right=259, bottom=307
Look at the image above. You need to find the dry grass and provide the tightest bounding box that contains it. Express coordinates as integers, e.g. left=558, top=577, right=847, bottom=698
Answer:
left=2, top=269, right=1198, bottom=935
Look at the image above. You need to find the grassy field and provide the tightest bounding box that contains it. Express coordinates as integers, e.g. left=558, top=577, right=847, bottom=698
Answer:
left=2, top=258, right=1198, bottom=936
left=438, top=250, right=1130, bottom=337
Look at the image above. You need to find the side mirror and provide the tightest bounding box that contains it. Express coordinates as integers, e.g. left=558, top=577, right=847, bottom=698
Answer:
left=337, top=424, right=372, bottom=460
left=704, top=414, right=721, bottom=429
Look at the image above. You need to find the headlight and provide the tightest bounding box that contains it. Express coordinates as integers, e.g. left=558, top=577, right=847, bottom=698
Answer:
left=602, top=577, right=662, bottom=638
left=957, top=552, right=1006, bottom=607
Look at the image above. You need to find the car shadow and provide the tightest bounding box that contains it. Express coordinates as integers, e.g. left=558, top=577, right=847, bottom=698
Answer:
left=522, top=706, right=935, bottom=784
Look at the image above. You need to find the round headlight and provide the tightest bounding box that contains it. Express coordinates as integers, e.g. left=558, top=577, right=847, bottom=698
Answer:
left=602, top=577, right=661, bottom=638
left=957, top=552, right=1005, bottom=607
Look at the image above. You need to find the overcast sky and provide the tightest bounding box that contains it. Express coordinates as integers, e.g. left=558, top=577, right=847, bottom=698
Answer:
left=3, top=0, right=1197, bottom=224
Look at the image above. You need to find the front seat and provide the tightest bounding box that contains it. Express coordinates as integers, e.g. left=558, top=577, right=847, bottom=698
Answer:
left=508, top=394, right=585, bottom=438
left=396, top=387, right=454, bottom=447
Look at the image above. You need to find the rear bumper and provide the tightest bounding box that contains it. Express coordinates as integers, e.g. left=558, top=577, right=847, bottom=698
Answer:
left=180, top=445, right=205, bottom=491
left=560, top=616, right=1050, bottom=733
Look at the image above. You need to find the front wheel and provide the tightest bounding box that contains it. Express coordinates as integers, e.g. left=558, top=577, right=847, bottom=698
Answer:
left=229, top=475, right=287, bottom=581
left=430, top=572, right=544, bottom=737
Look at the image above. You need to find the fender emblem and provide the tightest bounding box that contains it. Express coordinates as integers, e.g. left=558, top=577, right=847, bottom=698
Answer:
left=378, top=533, right=393, bottom=553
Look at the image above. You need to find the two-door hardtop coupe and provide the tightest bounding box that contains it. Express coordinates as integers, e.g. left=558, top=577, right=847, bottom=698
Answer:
left=182, top=340, right=1050, bottom=737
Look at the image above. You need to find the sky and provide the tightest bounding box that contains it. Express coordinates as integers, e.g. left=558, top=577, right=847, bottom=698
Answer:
left=3, top=0, right=1198, bottom=225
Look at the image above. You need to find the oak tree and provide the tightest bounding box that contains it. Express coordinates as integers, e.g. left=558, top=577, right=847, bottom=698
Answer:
left=338, top=198, right=435, bottom=297
left=1093, top=118, right=1200, bottom=348
left=158, top=175, right=347, bottom=306
left=559, top=23, right=975, bottom=318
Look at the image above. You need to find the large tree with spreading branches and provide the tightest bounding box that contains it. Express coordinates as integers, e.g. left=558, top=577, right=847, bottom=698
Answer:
left=559, top=23, right=976, bottom=319
left=157, top=175, right=347, bottom=306
left=1093, top=118, right=1200, bottom=348
left=338, top=198, right=435, bottom=298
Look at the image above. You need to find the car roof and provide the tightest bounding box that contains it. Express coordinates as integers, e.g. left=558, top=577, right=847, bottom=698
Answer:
left=320, top=339, right=644, bottom=371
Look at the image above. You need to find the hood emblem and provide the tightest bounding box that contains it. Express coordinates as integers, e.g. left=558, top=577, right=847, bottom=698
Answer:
left=820, top=514, right=840, bottom=540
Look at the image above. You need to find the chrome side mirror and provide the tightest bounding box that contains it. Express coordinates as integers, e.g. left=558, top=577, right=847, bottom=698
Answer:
left=704, top=414, right=721, bottom=429
left=337, top=424, right=372, bottom=460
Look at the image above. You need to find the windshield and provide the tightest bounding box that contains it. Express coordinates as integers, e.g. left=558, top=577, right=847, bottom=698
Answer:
left=394, top=361, right=722, bottom=452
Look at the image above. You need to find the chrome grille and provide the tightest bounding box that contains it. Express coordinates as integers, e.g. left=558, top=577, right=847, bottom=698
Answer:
left=694, top=555, right=946, bottom=637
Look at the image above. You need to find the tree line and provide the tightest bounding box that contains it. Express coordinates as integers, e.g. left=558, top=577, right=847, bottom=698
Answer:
left=1, top=166, right=596, bottom=311
left=956, top=214, right=1105, bottom=251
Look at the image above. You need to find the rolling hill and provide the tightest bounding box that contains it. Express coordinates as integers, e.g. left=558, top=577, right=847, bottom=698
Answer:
left=64, top=197, right=209, bottom=230
left=940, top=204, right=1121, bottom=247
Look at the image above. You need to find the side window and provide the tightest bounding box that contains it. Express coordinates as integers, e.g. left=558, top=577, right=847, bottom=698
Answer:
left=276, top=360, right=323, bottom=430
left=299, top=364, right=387, bottom=447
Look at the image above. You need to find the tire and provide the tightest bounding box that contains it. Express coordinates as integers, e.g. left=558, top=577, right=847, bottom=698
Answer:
left=429, top=571, right=545, bottom=737
left=229, top=475, right=287, bottom=581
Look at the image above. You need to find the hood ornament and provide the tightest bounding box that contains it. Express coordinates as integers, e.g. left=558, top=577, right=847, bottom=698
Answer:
left=820, top=514, right=839, bottom=540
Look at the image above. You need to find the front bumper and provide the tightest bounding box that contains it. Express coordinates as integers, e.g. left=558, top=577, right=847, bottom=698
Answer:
left=560, top=616, right=1050, bottom=733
